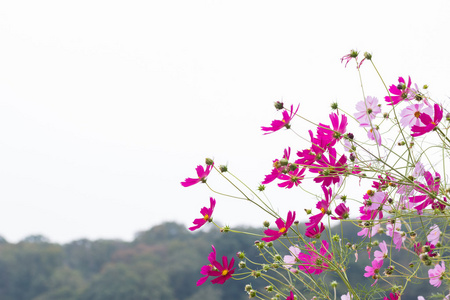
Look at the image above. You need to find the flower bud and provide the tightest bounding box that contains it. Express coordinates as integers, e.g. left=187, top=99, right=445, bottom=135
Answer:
left=263, top=264, right=270, bottom=271
left=347, top=133, right=354, bottom=140
left=263, top=220, right=270, bottom=227
left=221, top=225, right=230, bottom=233
left=274, top=101, right=284, bottom=110
left=383, top=112, right=389, bottom=119
left=409, top=231, right=416, bottom=240
left=279, top=158, right=289, bottom=166
left=267, top=242, right=273, bottom=247
left=271, top=263, right=279, bottom=268
left=304, top=209, right=312, bottom=215
left=249, top=290, right=256, bottom=298
left=239, top=261, right=246, bottom=269
left=258, top=185, right=266, bottom=191
left=331, top=102, right=339, bottom=110
left=409, top=262, right=414, bottom=268
left=330, top=281, right=338, bottom=288
left=289, top=164, right=298, bottom=171
left=252, top=270, right=261, bottom=278
left=423, top=84, right=428, bottom=89
left=205, top=158, right=214, bottom=165
left=446, top=113, right=450, bottom=122
left=265, top=285, right=274, bottom=292
left=364, top=52, right=372, bottom=60
left=219, top=165, right=228, bottom=172
left=274, top=254, right=282, bottom=261
left=245, top=284, right=253, bottom=292
left=237, top=251, right=246, bottom=259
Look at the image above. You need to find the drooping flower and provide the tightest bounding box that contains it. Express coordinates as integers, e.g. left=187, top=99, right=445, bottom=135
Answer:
left=197, top=245, right=236, bottom=286
left=386, top=219, right=405, bottom=250
left=354, top=96, right=381, bottom=127
left=341, top=50, right=359, bottom=68
left=409, top=171, right=440, bottom=213
left=384, top=76, right=413, bottom=105
left=427, top=224, right=441, bottom=246
left=400, top=103, right=425, bottom=128
left=262, top=104, right=300, bottom=134
left=298, top=240, right=333, bottom=275
left=364, top=259, right=383, bottom=285
left=374, top=241, right=388, bottom=261
left=262, top=147, right=291, bottom=184
left=306, top=186, right=332, bottom=229
left=189, top=197, right=216, bottom=231
left=411, top=104, right=443, bottom=137
left=283, top=245, right=301, bottom=272
left=305, top=222, right=325, bottom=239
left=181, top=163, right=214, bottom=187
left=428, top=261, right=445, bottom=287
left=262, top=211, right=296, bottom=242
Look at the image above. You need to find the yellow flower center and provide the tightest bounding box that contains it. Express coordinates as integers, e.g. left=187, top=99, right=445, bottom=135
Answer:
left=279, top=227, right=286, bottom=234
left=203, top=214, right=209, bottom=221
left=320, top=207, right=326, bottom=214
left=414, top=111, right=421, bottom=118
left=222, top=269, right=228, bottom=276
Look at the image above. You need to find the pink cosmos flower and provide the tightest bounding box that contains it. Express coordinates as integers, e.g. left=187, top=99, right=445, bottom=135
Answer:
left=428, top=261, right=445, bottom=287
left=310, top=147, right=348, bottom=187
left=354, top=96, right=381, bottom=127
left=306, top=186, right=332, bottom=228
left=298, top=240, right=333, bottom=275
left=284, top=245, right=301, bottom=272
left=357, top=221, right=381, bottom=238
left=384, top=76, right=413, bottom=105
left=262, top=211, right=296, bottom=242
left=197, top=245, right=236, bottom=286
left=400, top=103, right=425, bottom=128
left=181, top=163, right=214, bottom=187
left=364, top=259, right=383, bottom=285
left=412, top=161, right=426, bottom=178
left=411, top=104, right=444, bottom=137
left=189, top=197, right=216, bottom=231
left=341, top=292, right=353, bottom=300
left=341, top=50, right=359, bottom=68
left=262, top=147, right=291, bottom=184
left=317, top=113, right=348, bottom=148
left=409, top=171, right=440, bottom=213
left=262, top=104, right=300, bottom=134
left=374, top=241, right=388, bottom=261
left=367, top=127, right=382, bottom=146
left=414, top=242, right=437, bottom=258
left=277, top=167, right=306, bottom=189
left=305, top=222, right=325, bottom=239
left=427, top=224, right=441, bottom=246
left=386, top=219, right=405, bottom=250
left=331, top=203, right=350, bottom=220
left=384, top=292, right=400, bottom=300
left=286, top=291, right=295, bottom=300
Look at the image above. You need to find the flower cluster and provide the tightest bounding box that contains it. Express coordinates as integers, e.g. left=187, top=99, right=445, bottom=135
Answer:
left=181, top=50, right=450, bottom=300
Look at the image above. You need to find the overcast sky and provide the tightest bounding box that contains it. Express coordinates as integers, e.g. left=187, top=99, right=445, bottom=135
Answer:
left=0, top=0, right=449, bottom=243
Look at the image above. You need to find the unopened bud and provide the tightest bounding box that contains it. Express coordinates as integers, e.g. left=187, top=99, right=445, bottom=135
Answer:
left=239, top=261, right=246, bottom=268
left=205, top=158, right=214, bottom=165
left=331, top=102, right=339, bottom=110
left=245, top=284, right=252, bottom=292
left=249, top=290, right=256, bottom=298
left=219, top=165, right=228, bottom=172
left=258, top=185, right=266, bottom=191
left=263, top=220, right=270, bottom=227
left=265, top=285, right=274, bottom=292
left=237, top=251, right=246, bottom=259
left=274, top=101, right=284, bottom=110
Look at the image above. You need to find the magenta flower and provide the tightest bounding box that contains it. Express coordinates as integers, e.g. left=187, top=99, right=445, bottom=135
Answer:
left=331, top=203, right=350, bottom=220
left=354, top=96, right=381, bottom=127
left=197, top=245, right=236, bottom=286
left=414, top=242, right=437, bottom=258
left=341, top=50, right=359, bottom=68
left=400, top=103, right=425, bottom=128
left=298, top=240, right=333, bottom=275
left=261, top=104, right=300, bottom=134
left=262, top=211, right=296, bottom=242
left=409, top=171, right=440, bottom=213
left=310, top=147, right=347, bottom=187
left=317, top=113, right=348, bottom=148
left=364, top=259, right=383, bottom=285
left=262, top=147, right=291, bottom=184
left=286, top=291, right=295, bottom=300
left=181, top=163, right=214, bottom=187
left=428, top=261, right=445, bottom=287
left=383, top=293, right=400, bottom=300
left=305, top=222, right=325, bottom=238
left=277, top=167, right=306, bottom=189
left=305, top=186, right=332, bottom=236
left=189, top=197, right=216, bottom=231
left=411, top=104, right=443, bottom=137
left=374, top=241, right=388, bottom=261
left=384, top=76, right=413, bottom=105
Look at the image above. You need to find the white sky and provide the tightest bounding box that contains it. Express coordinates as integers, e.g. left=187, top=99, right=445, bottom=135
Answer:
left=0, top=0, right=449, bottom=243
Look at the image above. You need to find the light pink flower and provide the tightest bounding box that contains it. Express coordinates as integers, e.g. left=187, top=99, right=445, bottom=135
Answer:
left=400, top=103, right=425, bottom=128
left=427, top=225, right=441, bottom=246
left=189, top=197, right=216, bottom=231
left=341, top=292, right=353, bottom=300
left=364, top=259, right=383, bottom=285
left=367, top=127, right=382, bottom=146
left=284, top=245, right=301, bottom=272
left=354, top=96, right=381, bottom=126
left=412, top=161, right=425, bottom=178
left=386, top=219, right=405, bottom=250
left=428, top=261, right=445, bottom=287
left=374, top=241, right=388, bottom=261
